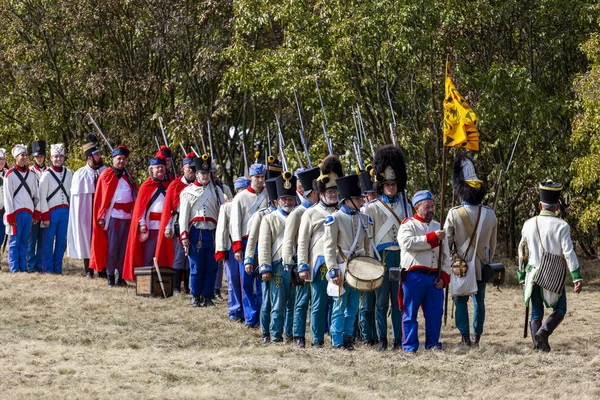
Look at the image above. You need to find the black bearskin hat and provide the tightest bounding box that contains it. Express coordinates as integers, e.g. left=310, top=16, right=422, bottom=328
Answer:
left=315, top=155, right=344, bottom=194
left=372, top=145, right=407, bottom=194
left=452, top=153, right=486, bottom=205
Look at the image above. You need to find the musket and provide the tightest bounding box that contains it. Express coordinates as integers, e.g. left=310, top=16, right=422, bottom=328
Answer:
left=191, top=128, right=204, bottom=156
left=207, top=121, right=215, bottom=158
left=356, top=104, right=367, bottom=147
left=191, top=146, right=200, bottom=157
left=274, top=115, right=289, bottom=171
left=267, top=126, right=272, bottom=165
left=158, top=116, right=178, bottom=179
left=291, top=140, right=304, bottom=169
left=520, top=241, right=530, bottom=338
left=153, top=257, right=167, bottom=298
left=315, top=78, right=333, bottom=155
left=293, top=90, right=313, bottom=168
left=493, top=129, right=522, bottom=211
left=87, top=113, right=138, bottom=197
left=241, top=139, right=249, bottom=177
left=353, top=141, right=364, bottom=170
left=369, top=139, right=376, bottom=159
left=351, top=106, right=362, bottom=146
left=386, top=84, right=398, bottom=146
left=154, top=136, right=161, bottom=151
left=179, top=143, right=187, bottom=156
left=206, top=120, right=222, bottom=208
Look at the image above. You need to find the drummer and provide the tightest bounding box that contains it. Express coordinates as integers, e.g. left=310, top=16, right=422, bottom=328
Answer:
left=322, top=173, right=374, bottom=351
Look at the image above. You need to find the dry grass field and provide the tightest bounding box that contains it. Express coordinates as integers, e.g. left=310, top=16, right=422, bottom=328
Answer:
left=1, top=256, right=599, bottom=400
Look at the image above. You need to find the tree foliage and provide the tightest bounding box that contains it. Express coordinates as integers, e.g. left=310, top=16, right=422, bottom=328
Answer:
left=0, top=0, right=598, bottom=254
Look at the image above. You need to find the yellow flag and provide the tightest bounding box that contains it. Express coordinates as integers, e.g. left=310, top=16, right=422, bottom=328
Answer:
left=443, top=62, right=479, bottom=151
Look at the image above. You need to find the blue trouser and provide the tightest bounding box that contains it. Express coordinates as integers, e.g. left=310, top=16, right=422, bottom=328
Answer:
left=27, top=220, right=43, bottom=272
left=293, top=283, right=311, bottom=338
left=142, top=229, right=159, bottom=266
left=402, top=271, right=444, bottom=352
left=359, top=291, right=376, bottom=341
left=239, top=239, right=262, bottom=327
left=285, top=284, right=295, bottom=339
left=531, top=285, right=567, bottom=321
left=268, top=262, right=293, bottom=340
left=455, top=280, right=487, bottom=335
left=215, top=260, right=223, bottom=290
left=172, top=239, right=190, bottom=270
left=225, top=248, right=244, bottom=320
left=376, top=250, right=402, bottom=341
left=0, top=209, right=5, bottom=255
left=188, top=228, right=218, bottom=297
left=310, top=265, right=329, bottom=344
left=9, top=211, right=32, bottom=273
left=105, top=218, right=130, bottom=275
left=261, top=280, right=272, bottom=337
left=41, top=207, right=69, bottom=274
left=330, top=283, right=360, bottom=347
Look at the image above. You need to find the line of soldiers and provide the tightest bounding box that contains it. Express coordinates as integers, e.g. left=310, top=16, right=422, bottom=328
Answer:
left=0, top=136, right=583, bottom=353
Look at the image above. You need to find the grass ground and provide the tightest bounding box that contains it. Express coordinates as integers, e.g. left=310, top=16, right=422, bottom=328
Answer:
left=0, top=256, right=599, bottom=399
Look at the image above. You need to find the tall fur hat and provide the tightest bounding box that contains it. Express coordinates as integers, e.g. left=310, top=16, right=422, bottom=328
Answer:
left=315, top=155, right=344, bottom=194
left=372, top=145, right=407, bottom=193
left=452, top=153, right=486, bottom=205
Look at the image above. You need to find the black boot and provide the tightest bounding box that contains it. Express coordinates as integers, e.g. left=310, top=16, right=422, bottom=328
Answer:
left=214, top=289, right=224, bottom=301
left=204, top=297, right=216, bottom=307
left=378, top=338, right=388, bottom=352
left=392, top=339, right=402, bottom=351
left=107, top=274, right=116, bottom=287
left=530, top=320, right=542, bottom=350
left=261, top=335, right=271, bottom=345
left=535, top=312, right=564, bottom=352
left=172, top=271, right=182, bottom=295
left=190, top=296, right=202, bottom=308
left=460, top=333, right=472, bottom=346
left=295, top=337, right=306, bottom=348
left=83, top=259, right=93, bottom=278
left=473, top=335, right=481, bottom=346
left=183, top=270, right=190, bottom=294
left=98, top=270, right=107, bottom=278
left=343, top=336, right=355, bottom=351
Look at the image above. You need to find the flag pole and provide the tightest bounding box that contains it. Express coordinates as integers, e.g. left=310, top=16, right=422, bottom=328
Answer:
left=438, top=57, right=450, bottom=326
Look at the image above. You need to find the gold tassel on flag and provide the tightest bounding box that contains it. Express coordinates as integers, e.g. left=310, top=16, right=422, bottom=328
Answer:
left=443, top=61, right=479, bottom=151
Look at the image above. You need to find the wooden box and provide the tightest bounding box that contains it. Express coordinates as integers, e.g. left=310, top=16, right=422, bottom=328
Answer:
left=133, top=266, right=176, bottom=297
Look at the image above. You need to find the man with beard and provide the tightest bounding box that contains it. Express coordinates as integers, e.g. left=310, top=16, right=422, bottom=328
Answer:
left=297, top=155, right=343, bottom=347
left=179, top=154, right=226, bottom=307
left=258, top=172, right=297, bottom=343
left=67, top=134, right=107, bottom=277
left=445, top=154, right=497, bottom=346
left=4, top=144, right=40, bottom=273
left=399, top=190, right=451, bottom=352
left=90, top=145, right=138, bottom=287
left=282, top=166, right=320, bottom=348
left=123, top=154, right=169, bottom=281
left=155, top=152, right=196, bottom=294
left=27, top=138, right=47, bottom=273
left=38, top=143, right=73, bottom=274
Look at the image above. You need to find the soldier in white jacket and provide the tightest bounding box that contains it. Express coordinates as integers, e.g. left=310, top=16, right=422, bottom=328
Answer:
left=27, top=138, right=46, bottom=272
left=38, top=144, right=73, bottom=274
left=399, top=190, right=451, bottom=352
left=4, top=144, right=40, bottom=273
left=518, top=181, right=582, bottom=352
left=323, top=173, right=373, bottom=350
left=258, top=173, right=297, bottom=343
left=0, top=148, right=8, bottom=264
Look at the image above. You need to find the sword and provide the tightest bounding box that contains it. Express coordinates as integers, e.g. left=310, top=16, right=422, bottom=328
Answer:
left=153, top=257, right=167, bottom=299
left=158, top=116, right=178, bottom=179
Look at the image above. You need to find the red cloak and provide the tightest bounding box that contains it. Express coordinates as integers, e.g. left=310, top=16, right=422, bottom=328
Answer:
left=122, top=177, right=169, bottom=281
left=154, top=177, right=191, bottom=267
left=89, top=168, right=138, bottom=273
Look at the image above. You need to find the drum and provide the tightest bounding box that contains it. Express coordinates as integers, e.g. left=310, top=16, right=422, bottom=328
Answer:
left=345, top=256, right=385, bottom=292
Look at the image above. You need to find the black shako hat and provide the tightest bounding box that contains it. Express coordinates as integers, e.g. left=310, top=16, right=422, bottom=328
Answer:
left=297, top=167, right=320, bottom=195
left=539, top=180, right=562, bottom=204
left=266, top=155, right=283, bottom=179
left=337, top=174, right=363, bottom=201
left=359, top=169, right=375, bottom=194
left=265, top=178, right=278, bottom=202
left=31, top=139, right=46, bottom=157
left=276, top=171, right=297, bottom=198
left=195, top=153, right=212, bottom=173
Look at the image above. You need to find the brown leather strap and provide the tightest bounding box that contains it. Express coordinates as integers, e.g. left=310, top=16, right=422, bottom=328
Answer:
left=378, top=199, right=403, bottom=226
left=457, top=205, right=482, bottom=260
left=535, top=217, right=546, bottom=252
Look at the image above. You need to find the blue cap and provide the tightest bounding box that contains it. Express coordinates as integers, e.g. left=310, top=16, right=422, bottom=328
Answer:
left=149, top=156, right=166, bottom=166
left=249, top=163, right=266, bottom=176
left=111, top=145, right=130, bottom=158
left=411, top=190, right=433, bottom=207
left=234, top=177, right=251, bottom=190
